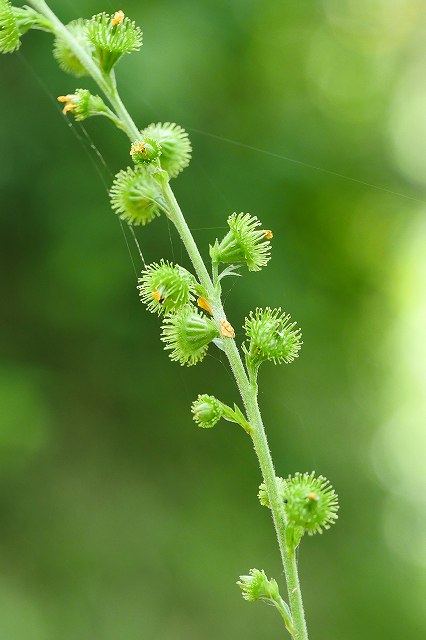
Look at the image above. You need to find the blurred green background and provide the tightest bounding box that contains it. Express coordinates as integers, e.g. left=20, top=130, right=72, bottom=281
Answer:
left=1, top=0, right=426, bottom=638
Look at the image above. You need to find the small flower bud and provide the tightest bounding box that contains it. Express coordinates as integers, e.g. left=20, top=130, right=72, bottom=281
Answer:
left=53, top=19, right=92, bottom=77
left=57, top=89, right=111, bottom=121
left=237, top=568, right=295, bottom=634
left=138, top=261, right=196, bottom=315
left=192, top=395, right=251, bottom=433
left=244, top=307, right=302, bottom=372
left=110, top=166, right=167, bottom=226
left=86, top=11, right=143, bottom=74
left=210, top=212, right=271, bottom=272
left=130, top=137, right=162, bottom=167
left=191, top=394, right=224, bottom=428
left=140, top=122, right=192, bottom=178
left=237, top=569, right=280, bottom=603
left=283, top=472, right=339, bottom=536
left=161, top=306, right=219, bottom=366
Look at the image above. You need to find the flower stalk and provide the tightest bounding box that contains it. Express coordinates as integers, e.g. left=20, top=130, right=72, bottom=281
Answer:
left=11, top=4, right=342, bottom=638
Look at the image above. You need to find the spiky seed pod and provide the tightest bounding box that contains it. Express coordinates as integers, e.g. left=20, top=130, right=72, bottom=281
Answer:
left=237, top=569, right=280, bottom=603
left=138, top=261, right=196, bottom=315
left=283, top=472, right=339, bottom=536
left=210, top=213, right=271, bottom=272
left=130, top=137, right=162, bottom=167
left=140, top=122, right=192, bottom=178
left=161, top=306, right=219, bottom=366
left=0, top=3, right=52, bottom=54
left=86, top=12, right=142, bottom=74
left=110, top=166, right=167, bottom=226
left=0, top=1, right=46, bottom=53
left=57, top=89, right=112, bottom=121
left=244, top=307, right=302, bottom=372
left=0, top=0, right=19, bottom=53
left=191, top=394, right=224, bottom=428
left=53, top=19, right=92, bottom=77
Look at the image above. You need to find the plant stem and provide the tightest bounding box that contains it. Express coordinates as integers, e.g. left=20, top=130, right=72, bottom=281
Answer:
left=162, top=184, right=213, bottom=289
left=245, top=391, right=308, bottom=640
left=107, top=75, right=140, bottom=140
left=27, top=3, right=309, bottom=637
left=283, top=546, right=309, bottom=640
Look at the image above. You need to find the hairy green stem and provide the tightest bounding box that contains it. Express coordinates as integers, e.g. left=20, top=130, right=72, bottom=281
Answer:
left=107, top=75, right=140, bottom=140
left=283, top=546, right=309, bottom=640
left=27, top=2, right=309, bottom=637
